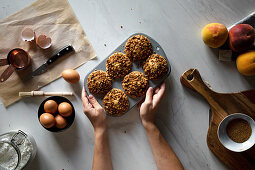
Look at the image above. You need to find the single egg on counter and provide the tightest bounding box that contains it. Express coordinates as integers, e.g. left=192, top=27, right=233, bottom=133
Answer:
left=58, top=102, right=72, bottom=117
left=44, top=100, right=58, bottom=114
left=40, top=113, right=55, bottom=128
left=55, top=114, right=67, bottom=129
left=62, top=69, right=80, bottom=84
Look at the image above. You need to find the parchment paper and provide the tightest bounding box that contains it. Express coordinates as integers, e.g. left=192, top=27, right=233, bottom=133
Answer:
left=0, top=0, right=96, bottom=107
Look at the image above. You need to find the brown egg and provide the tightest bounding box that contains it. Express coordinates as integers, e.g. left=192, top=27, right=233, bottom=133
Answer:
left=44, top=100, right=58, bottom=114
left=62, top=69, right=80, bottom=84
left=58, top=102, right=72, bottom=117
left=55, top=114, right=67, bottom=129
left=40, top=113, right=55, bottom=128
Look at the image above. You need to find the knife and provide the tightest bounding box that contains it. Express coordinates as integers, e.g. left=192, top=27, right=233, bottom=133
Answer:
left=26, top=45, right=74, bottom=80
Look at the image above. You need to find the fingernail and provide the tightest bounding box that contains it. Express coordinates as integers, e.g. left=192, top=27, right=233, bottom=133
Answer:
left=89, top=95, right=94, bottom=99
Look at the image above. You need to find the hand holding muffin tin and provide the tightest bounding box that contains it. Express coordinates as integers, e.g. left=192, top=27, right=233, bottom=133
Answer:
left=84, top=33, right=171, bottom=116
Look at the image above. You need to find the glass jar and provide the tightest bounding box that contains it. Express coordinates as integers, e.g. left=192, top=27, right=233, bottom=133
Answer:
left=0, top=130, right=37, bottom=170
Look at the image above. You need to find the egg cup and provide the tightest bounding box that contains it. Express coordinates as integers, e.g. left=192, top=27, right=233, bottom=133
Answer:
left=38, top=96, right=75, bottom=132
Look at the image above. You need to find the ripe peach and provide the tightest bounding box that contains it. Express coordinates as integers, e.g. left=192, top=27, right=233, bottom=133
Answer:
left=236, top=51, right=255, bottom=76
left=201, top=23, right=228, bottom=48
left=229, top=24, right=255, bottom=52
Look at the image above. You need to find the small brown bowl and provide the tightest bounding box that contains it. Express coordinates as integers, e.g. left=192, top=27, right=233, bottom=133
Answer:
left=38, top=96, right=75, bottom=132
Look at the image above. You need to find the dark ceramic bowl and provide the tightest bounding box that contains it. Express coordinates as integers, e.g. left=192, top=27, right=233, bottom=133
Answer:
left=38, top=96, right=75, bottom=132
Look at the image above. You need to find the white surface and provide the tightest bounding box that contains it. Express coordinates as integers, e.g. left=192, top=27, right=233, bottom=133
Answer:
left=0, top=0, right=255, bottom=169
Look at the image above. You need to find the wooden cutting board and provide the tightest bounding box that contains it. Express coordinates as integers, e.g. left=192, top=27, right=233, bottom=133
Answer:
left=180, top=68, right=255, bottom=170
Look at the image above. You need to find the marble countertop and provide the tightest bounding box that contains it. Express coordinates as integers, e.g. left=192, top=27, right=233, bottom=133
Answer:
left=1, top=0, right=255, bottom=169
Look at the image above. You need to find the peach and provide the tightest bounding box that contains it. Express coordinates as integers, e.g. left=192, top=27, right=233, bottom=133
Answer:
left=201, top=23, right=228, bottom=48
left=236, top=51, right=255, bottom=76
left=229, top=24, right=255, bottom=52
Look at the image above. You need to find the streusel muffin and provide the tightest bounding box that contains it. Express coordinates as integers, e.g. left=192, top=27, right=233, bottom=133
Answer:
left=124, top=35, right=152, bottom=62
left=87, top=70, right=112, bottom=95
left=103, top=88, right=129, bottom=116
left=122, top=71, right=149, bottom=98
left=106, top=52, right=132, bottom=79
left=143, top=54, right=168, bottom=80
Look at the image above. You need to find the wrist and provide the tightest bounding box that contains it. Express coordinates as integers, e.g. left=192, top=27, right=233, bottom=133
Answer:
left=94, top=127, right=107, bottom=137
left=94, top=123, right=107, bottom=135
left=142, top=121, right=156, bottom=131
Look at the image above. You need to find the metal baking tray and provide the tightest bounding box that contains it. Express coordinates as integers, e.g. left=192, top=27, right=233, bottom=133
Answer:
left=84, top=33, right=171, bottom=116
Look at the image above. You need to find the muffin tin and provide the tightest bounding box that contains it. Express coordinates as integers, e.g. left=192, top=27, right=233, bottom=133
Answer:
left=84, top=33, right=171, bottom=116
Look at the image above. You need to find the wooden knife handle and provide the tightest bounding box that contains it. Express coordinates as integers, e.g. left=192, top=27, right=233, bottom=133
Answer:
left=0, top=59, right=9, bottom=66
left=19, top=91, right=73, bottom=96
left=0, top=65, right=15, bottom=83
left=180, top=68, right=217, bottom=102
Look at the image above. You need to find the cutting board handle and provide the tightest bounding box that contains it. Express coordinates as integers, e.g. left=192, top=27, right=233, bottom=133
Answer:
left=180, top=68, right=217, bottom=104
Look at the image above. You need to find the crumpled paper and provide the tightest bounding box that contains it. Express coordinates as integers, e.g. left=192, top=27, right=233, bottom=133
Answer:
left=0, top=0, right=96, bottom=107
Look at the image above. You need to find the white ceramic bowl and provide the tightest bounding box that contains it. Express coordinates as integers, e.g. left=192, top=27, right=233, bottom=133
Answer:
left=218, top=113, right=255, bottom=152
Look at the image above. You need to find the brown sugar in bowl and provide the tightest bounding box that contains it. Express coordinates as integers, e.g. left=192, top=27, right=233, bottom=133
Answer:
left=218, top=113, right=255, bottom=152
left=226, top=118, right=252, bottom=143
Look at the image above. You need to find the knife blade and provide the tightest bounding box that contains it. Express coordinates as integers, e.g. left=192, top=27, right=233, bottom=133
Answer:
left=26, top=45, right=74, bottom=80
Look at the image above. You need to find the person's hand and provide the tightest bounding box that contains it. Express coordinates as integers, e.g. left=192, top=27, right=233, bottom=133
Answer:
left=81, top=88, right=107, bottom=133
left=139, top=82, right=166, bottom=127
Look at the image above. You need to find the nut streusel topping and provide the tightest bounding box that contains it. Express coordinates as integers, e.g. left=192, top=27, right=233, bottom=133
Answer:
left=143, top=54, right=168, bottom=80
left=103, top=88, right=129, bottom=116
left=87, top=70, right=112, bottom=95
left=122, top=71, right=149, bottom=98
left=124, top=35, right=152, bottom=62
left=106, top=52, right=132, bottom=79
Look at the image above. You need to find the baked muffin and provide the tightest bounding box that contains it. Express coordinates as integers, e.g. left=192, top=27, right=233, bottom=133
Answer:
left=124, top=35, right=152, bottom=61
left=106, top=52, right=132, bottom=79
left=143, top=54, right=168, bottom=80
left=122, top=71, right=149, bottom=98
left=87, top=70, right=112, bottom=95
left=103, top=88, right=129, bottom=116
